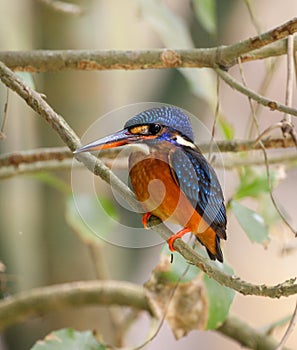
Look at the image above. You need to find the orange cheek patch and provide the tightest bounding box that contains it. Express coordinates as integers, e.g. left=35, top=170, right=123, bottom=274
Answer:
left=129, top=125, right=149, bottom=135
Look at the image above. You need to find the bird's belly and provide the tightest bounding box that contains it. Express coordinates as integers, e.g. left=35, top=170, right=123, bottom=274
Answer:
left=129, top=153, right=200, bottom=229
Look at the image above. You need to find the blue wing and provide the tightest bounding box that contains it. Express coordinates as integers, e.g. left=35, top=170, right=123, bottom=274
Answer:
left=169, top=146, right=227, bottom=239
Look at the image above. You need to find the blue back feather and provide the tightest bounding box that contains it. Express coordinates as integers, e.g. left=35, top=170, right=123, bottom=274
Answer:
left=169, top=147, right=226, bottom=235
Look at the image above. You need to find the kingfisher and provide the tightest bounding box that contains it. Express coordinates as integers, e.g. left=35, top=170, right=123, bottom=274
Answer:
left=74, top=106, right=227, bottom=262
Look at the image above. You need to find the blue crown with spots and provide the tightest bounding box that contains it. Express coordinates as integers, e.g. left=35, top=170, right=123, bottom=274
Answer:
left=124, top=106, right=194, bottom=142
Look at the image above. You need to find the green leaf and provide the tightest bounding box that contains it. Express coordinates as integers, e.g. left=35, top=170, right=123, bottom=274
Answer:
left=204, top=263, right=235, bottom=329
left=230, top=200, right=270, bottom=244
left=65, top=194, right=118, bottom=245
left=234, top=168, right=276, bottom=200
left=218, top=115, right=235, bottom=140
left=31, top=328, right=105, bottom=350
left=192, top=0, right=217, bottom=36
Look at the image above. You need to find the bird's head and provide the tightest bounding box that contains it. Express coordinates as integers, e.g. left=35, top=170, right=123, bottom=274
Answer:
left=74, top=106, right=196, bottom=154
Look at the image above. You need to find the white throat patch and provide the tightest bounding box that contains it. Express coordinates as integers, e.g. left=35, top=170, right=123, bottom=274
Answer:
left=175, top=135, right=195, bottom=149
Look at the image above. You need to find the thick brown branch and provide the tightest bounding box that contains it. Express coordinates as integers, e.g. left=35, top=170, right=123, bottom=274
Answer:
left=0, top=147, right=72, bottom=166
left=0, top=280, right=149, bottom=332
left=0, top=159, right=75, bottom=179
left=0, top=17, right=296, bottom=72
left=0, top=49, right=215, bottom=72
left=218, top=315, right=291, bottom=350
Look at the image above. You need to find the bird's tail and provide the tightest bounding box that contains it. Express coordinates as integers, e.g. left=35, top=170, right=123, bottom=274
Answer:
left=195, top=227, right=224, bottom=263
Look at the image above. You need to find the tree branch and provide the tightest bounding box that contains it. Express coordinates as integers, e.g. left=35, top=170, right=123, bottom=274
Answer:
left=0, top=137, right=296, bottom=168
left=0, top=18, right=296, bottom=72
left=148, top=216, right=297, bottom=298
left=0, top=140, right=296, bottom=180
left=0, top=147, right=74, bottom=179
left=216, top=67, right=297, bottom=118
left=0, top=280, right=292, bottom=350
left=218, top=315, right=291, bottom=350
left=0, top=280, right=149, bottom=332
left=0, top=158, right=75, bottom=179
left=0, top=147, right=72, bottom=166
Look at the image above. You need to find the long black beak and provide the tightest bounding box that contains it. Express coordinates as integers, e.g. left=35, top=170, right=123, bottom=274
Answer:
left=74, top=129, right=143, bottom=154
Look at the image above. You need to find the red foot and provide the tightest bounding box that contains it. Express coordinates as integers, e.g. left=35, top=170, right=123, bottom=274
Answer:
left=167, top=228, right=191, bottom=251
left=142, top=212, right=152, bottom=229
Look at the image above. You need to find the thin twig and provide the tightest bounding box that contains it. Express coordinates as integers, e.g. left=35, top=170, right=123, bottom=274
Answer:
left=0, top=88, right=9, bottom=139
left=220, top=153, right=297, bottom=169
left=281, top=35, right=297, bottom=147
left=238, top=57, right=297, bottom=237
left=208, top=74, right=220, bottom=162
left=276, top=300, right=297, bottom=350
left=216, top=67, right=297, bottom=117
left=252, top=122, right=283, bottom=146
left=260, top=141, right=297, bottom=236
left=283, top=35, right=294, bottom=124
left=252, top=35, right=297, bottom=237
left=237, top=58, right=292, bottom=238
left=294, top=47, right=297, bottom=83
left=244, top=0, right=262, bottom=35
left=238, top=56, right=261, bottom=136
left=132, top=263, right=192, bottom=350
left=247, top=59, right=280, bottom=139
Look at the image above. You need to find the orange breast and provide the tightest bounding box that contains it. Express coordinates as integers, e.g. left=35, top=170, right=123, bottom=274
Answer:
left=129, top=151, right=198, bottom=230
left=129, top=151, right=219, bottom=256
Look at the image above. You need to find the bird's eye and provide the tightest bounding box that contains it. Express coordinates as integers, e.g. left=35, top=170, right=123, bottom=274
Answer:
left=148, top=123, right=162, bottom=135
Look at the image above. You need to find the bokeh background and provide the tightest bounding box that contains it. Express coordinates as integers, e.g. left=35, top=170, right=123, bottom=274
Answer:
left=0, top=0, right=297, bottom=349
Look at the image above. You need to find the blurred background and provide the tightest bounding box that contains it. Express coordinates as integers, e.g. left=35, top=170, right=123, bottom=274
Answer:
left=0, top=0, right=297, bottom=349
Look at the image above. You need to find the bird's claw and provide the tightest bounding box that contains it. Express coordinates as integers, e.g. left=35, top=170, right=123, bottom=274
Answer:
left=142, top=212, right=152, bottom=229
left=167, top=228, right=191, bottom=251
